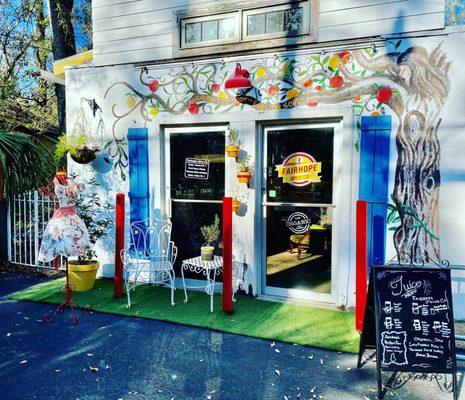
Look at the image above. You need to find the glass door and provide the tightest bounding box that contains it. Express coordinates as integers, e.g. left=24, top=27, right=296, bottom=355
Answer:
left=262, top=124, right=336, bottom=300
left=165, top=126, right=226, bottom=279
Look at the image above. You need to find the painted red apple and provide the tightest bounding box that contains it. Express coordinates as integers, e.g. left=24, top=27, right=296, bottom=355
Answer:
left=338, top=51, right=352, bottom=64
left=315, top=85, right=323, bottom=91
left=148, top=80, right=159, bottom=92
left=268, top=85, right=280, bottom=96
left=307, top=101, right=318, bottom=107
left=188, top=102, right=199, bottom=114
left=211, top=83, right=220, bottom=92
left=330, top=76, right=344, bottom=89
left=376, top=88, right=393, bottom=103
left=303, top=78, right=313, bottom=88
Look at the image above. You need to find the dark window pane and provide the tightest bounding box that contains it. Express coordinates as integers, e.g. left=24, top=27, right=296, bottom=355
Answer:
left=266, top=205, right=332, bottom=294
left=170, top=131, right=225, bottom=200
left=285, top=7, right=303, bottom=31
left=171, top=202, right=223, bottom=280
left=266, top=127, right=334, bottom=204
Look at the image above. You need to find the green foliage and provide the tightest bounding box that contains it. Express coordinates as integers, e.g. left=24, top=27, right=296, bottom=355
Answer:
left=237, top=156, right=252, bottom=173
left=200, top=214, right=220, bottom=246
left=74, top=176, right=114, bottom=261
left=226, top=128, right=241, bottom=146
left=387, top=195, right=439, bottom=240
left=54, top=132, right=96, bottom=166
left=0, top=131, right=54, bottom=197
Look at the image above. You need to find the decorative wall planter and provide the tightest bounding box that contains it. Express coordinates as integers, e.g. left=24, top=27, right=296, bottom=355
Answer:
left=226, top=145, right=240, bottom=159
left=237, top=171, right=252, bottom=184
left=232, top=198, right=241, bottom=213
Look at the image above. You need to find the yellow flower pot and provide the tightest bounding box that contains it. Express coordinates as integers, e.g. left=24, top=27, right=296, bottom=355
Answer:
left=68, top=260, right=100, bottom=291
left=232, top=199, right=240, bottom=213
left=226, top=145, right=240, bottom=159
left=237, top=171, right=252, bottom=184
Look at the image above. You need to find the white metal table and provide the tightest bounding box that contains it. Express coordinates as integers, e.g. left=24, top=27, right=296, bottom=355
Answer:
left=181, top=255, right=223, bottom=312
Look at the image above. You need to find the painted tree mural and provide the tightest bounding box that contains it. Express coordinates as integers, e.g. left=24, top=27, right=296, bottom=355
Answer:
left=105, top=44, right=450, bottom=261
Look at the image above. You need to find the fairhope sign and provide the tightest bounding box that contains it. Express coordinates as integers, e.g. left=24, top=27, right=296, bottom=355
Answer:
left=275, top=152, right=322, bottom=186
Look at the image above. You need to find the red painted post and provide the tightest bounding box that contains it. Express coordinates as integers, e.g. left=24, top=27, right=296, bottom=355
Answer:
left=114, top=193, right=125, bottom=298
left=355, top=200, right=368, bottom=333
left=222, top=197, right=233, bottom=314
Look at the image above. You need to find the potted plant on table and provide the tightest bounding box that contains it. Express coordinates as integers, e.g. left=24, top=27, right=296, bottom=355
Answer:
left=225, top=128, right=241, bottom=160
left=237, top=156, right=253, bottom=186
left=200, top=214, right=220, bottom=261
left=68, top=178, right=114, bottom=291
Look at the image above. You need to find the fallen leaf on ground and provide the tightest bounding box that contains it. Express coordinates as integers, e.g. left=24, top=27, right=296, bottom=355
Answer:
left=6, top=333, right=11, bottom=337
left=274, top=369, right=280, bottom=376
left=54, top=369, right=61, bottom=372
left=89, top=365, right=99, bottom=372
left=19, top=360, right=27, bottom=364
left=87, top=353, right=93, bottom=357
left=275, top=349, right=280, bottom=354
left=271, top=341, right=275, bottom=347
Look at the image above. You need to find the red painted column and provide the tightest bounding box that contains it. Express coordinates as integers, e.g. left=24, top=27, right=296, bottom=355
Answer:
left=114, top=193, right=125, bottom=298
left=222, top=197, right=233, bottom=314
left=355, top=200, right=368, bottom=333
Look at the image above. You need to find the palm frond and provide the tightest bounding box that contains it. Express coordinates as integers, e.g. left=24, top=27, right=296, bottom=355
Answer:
left=0, top=131, right=54, bottom=197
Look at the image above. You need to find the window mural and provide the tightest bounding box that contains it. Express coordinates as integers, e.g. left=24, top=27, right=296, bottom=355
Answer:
left=104, top=44, right=450, bottom=262
left=446, top=0, right=465, bottom=26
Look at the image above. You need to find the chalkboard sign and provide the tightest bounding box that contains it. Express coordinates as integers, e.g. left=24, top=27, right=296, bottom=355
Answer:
left=373, top=266, right=456, bottom=374
left=184, top=158, right=209, bottom=180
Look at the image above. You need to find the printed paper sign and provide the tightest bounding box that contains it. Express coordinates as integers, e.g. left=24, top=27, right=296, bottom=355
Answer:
left=184, top=158, right=209, bottom=180
left=275, top=152, right=322, bottom=186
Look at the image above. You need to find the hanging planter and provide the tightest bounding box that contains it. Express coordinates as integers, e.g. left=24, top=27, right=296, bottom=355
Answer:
left=232, top=198, right=241, bottom=213
left=237, top=155, right=253, bottom=186
left=70, top=147, right=98, bottom=164
left=225, top=128, right=242, bottom=160
left=226, top=145, right=240, bottom=159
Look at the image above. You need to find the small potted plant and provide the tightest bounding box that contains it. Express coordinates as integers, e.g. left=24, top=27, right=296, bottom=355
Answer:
left=228, top=187, right=251, bottom=214
left=225, top=128, right=241, bottom=159
left=68, top=178, right=114, bottom=291
left=200, top=214, right=220, bottom=261
left=237, top=156, right=253, bottom=186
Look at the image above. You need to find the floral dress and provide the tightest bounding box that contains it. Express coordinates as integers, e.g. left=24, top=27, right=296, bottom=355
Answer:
left=38, top=179, right=92, bottom=262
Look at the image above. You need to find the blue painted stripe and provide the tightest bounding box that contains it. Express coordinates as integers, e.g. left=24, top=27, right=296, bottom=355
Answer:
left=359, top=116, right=392, bottom=267
left=128, top=128, right=149, bottom=224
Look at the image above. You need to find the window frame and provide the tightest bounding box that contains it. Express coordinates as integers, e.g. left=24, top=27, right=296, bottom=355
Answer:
left=173, top=0, right=318, bottom=58
left=242, top=2, right=310, bottom=42
left=180, top=12, right=240, bottom=49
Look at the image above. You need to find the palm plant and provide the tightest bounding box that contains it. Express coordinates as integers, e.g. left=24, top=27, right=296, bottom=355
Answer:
left=0, top=131, right=54, bottom=198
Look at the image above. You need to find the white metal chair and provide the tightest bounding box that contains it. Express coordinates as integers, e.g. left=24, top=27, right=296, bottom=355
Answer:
left=121, top=218, right=177, bottom=308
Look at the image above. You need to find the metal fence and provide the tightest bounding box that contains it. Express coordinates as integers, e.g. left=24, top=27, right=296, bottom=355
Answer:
left=7, top=191, right=63, bottom=269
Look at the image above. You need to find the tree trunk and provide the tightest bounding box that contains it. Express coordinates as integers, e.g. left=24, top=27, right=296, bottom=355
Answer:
left=393, top=110, right=441, bottom=262
left=47, top=0, right=76, bottom=133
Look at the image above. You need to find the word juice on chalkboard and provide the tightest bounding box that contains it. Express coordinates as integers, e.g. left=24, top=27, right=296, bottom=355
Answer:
left=358, top=265, right=458, bottom=400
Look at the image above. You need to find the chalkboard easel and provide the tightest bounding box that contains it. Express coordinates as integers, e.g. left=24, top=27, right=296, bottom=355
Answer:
left=358, top=264, right=458, bottom=400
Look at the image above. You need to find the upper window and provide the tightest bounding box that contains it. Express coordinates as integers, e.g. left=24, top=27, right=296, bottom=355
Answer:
left=177, top=1, right=314, bottom=52
left=243, top=3, right=309, bottom=41
left=181, top=13, right=239, bottom=48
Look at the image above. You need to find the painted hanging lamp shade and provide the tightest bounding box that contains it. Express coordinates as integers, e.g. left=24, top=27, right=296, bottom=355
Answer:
left=225, top=63, right=252, bottom=90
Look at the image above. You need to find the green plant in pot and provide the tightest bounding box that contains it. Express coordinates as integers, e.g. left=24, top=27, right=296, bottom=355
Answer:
left=55, top=133, right=99, bottom=166
left=200, top=214, right=220, bottom=261
left=68, top=177, right=114, bottom=291
left=225, top=128, right=242, bottom=160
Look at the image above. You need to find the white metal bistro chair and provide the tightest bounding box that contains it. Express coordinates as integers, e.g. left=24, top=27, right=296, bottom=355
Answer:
left=121, top=218, right=177, bottom=308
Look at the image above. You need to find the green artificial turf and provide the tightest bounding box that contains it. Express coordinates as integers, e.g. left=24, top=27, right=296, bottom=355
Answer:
left=10, top=278, right=359, bottom=353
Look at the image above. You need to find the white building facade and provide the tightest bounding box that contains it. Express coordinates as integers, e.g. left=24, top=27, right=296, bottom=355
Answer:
left=65, top=0, right=465, bottom=315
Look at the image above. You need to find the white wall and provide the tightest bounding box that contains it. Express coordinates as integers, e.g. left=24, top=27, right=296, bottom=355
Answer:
left=92, top=0, right=445, bottom=66
left=66, top=30, right=465, bottom=314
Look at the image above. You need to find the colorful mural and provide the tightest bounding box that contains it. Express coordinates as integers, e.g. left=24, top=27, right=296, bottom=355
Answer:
left=104, top=44, right=450, bottom=262
left=446, top=0, right=465, bottom=26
